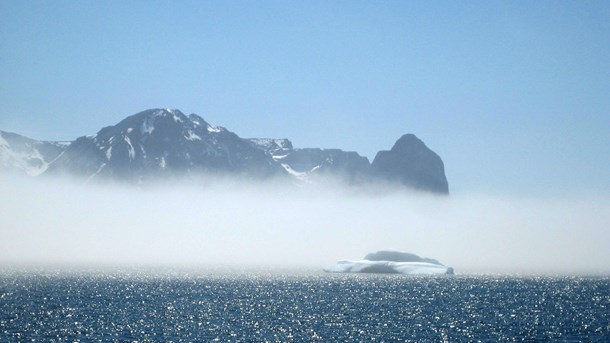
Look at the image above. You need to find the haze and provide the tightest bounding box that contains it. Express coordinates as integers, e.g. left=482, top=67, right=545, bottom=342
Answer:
left=1, top=1, right=609, bottom=275
left=1, top=175, right=608, bottom=275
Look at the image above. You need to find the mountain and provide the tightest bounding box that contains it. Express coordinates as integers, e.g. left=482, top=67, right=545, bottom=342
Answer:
left=247, top=139, right=370, bottom=183
left=45, top=109, right=284, bottom=181
left=371, top=134, right=449, bottom=194
left=1, top=108, right=449, bottom=194
left=0, top=130, right=68, bottom=176
left=247, top=138, right=293, bottom=155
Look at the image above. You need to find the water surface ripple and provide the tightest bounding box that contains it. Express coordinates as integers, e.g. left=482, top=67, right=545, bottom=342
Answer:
left=1, top=271, right=609, bottom=341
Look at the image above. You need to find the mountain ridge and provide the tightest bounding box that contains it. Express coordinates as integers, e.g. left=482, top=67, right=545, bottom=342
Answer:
left=1, top=108, right=449, bottom=194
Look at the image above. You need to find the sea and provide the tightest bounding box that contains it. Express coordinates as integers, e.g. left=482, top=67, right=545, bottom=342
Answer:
left=1, top=268, right=609, bottom=342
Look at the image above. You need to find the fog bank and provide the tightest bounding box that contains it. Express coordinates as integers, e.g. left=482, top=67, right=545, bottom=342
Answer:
left=1, top=177, right=609, bottom=274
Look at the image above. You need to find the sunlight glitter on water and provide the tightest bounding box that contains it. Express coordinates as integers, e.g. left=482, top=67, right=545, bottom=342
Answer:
left=1, top=270, right=609, bottom=341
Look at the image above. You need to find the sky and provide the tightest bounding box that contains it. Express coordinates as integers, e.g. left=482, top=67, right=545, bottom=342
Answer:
left=1, top=1, right=610, bottom=273
left=1, top=0, right=609, bottom=196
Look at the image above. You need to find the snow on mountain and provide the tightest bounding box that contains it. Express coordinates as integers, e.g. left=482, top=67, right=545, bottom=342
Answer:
left=247, top=138, right=370, bottom=184
left=248, top=134, right=449, bottom=193
left=246, top=138, right=293, bottom=156
left=1, top=108, right=450, bottom=193
left=45, top=109, right=284, bottom=181
left=0, top=130, right=67, bottom=176
left=276, top=148, right=370, bottom=183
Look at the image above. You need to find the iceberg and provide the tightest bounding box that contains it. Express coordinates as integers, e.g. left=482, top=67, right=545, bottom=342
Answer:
left=324, top=250, right=454, bottom=275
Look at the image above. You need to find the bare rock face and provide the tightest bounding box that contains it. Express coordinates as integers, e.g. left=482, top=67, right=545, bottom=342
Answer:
left=371, top=134, right=449, bottom=194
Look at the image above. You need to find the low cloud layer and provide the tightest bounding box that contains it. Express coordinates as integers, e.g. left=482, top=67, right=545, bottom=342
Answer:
left=1, top=176, right=609, bottom=274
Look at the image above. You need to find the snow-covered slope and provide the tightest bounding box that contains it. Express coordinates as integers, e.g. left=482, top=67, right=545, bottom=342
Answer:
left=0, top=130, right=68, bottom=176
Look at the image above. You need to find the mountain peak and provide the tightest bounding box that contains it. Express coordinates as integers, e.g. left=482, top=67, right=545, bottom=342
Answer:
left=44, top=108, right=283, bottom=181
left=372, top=134, right=449, bottom=194
left=134, top=108, right=186, bottom=121
left=391, top=134, right=425, bottom=153
left=2, top=109, right=450, bottom=193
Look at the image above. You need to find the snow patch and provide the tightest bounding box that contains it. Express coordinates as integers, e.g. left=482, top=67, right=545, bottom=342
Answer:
left=86, top=163, right=106, bottom=182
left=124, top=136, right=135, bottom=161
left=281, top=163, right=309, bottom=182
left=185, top=130, right=202, bottom=141
left=141, top=110, right=165, bottom=135
left=141, top=117, right=156, bottom=135
left=105, top=147, right=112, bottom=160
left=250, top=138, right=291, bottom=150
left=47, top=150, right=65, bottom=165
left=206, top=125, right=222, bottom=133
left=50, top=141, right=71, bottom=148
left=173, top=114, right=184, bottom=123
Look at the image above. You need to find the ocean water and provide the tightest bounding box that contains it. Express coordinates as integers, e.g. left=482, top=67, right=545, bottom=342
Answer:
left=1, top=269, right=608, bottom=342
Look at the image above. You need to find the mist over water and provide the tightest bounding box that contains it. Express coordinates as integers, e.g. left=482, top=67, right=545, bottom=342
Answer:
left=1, top=176, right=609, bottom=275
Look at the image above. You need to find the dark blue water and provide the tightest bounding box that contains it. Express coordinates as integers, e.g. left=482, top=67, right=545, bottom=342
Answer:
left=1, top=269, right=609, bottom=342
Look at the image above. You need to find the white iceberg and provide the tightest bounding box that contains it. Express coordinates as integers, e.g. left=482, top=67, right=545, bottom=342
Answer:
left=324, top=251, right=454, bottom=275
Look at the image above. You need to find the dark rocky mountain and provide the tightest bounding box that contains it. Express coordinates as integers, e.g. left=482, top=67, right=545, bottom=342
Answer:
left=246, top=138, right=293, bottom=155
left=45, top=109, right=284, bottom=181
left=1, top=109, right=449, bottom=193
left=279, top=148, right=370, bottom=182
left=247, top=138, right=370, bottom=183
left=371, top=134, right=449, bottom=194
left=0, top=130, right=68, bottom=176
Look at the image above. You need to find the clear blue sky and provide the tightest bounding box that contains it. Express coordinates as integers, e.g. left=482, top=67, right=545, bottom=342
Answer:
left=1, top=0, right=609, bottom=196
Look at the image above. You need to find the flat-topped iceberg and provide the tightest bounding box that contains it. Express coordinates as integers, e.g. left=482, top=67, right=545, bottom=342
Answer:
left=324, top=251, right=454, bottom=275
